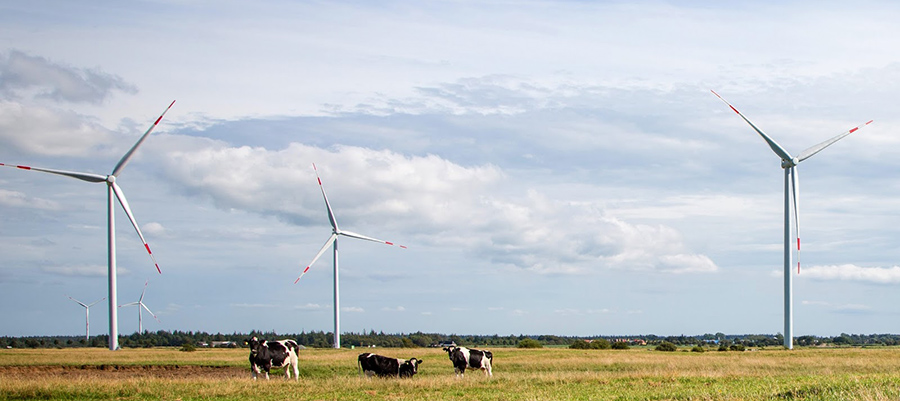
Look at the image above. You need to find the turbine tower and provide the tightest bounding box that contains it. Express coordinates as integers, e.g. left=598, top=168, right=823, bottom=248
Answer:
left=712, top=90, right=871, bottom=349
left=0, top=100, right=175, bottom=350
left=67, top=295, right=105, bottom=342
left=295, top=163, right=406, bottom=348
left=119, top=280, right=160, bottom=333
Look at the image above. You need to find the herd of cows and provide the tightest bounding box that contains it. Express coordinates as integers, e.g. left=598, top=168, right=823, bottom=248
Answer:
left=247, top=337, right=494, bottom=380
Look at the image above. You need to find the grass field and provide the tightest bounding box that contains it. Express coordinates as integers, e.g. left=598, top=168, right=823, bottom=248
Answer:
left=2, top=346, right=900, bottom=400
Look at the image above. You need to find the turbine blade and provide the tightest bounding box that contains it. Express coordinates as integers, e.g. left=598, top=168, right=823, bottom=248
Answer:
left=791, top=167, right=801, bottom=274
left=141, top=303, right=160, bottom=323
left=313, top=163, right=340, bottom=231
left=295, top=234, right=338, bottom=284
left=0, top=163, right=107, bottom=183
left=119, top=302, right=139, bottom=307
left=139, top=280, right=149, bottom=302
left=339, top=230, right=408, bottom=249
left=87, top=298, right=105, bottom=307
left=798, top=120, right=874, bottom=162
left=111, top=182, right=161, bottom=274
left=67, top=295, right=89, bottom=308
left=111, top=100, right=176, bottom=177
left=711, top=90, right=794, bottom=161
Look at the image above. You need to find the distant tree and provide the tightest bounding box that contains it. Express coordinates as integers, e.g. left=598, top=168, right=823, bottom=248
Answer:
left=691, top=345, right=705, bottom=353
left=518, top=339, right=543, bottom=348
left=729, top=344, right=745, bottom=352
left=655, top=342, right=677, bottom=352
left=611, top=341, right=630, bottom=350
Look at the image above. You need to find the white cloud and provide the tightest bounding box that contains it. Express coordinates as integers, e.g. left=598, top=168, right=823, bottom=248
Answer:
left=381, top=306, right=406, bottom=312
left=342, top=306, right=365, bottom=313
left=40, top=264, right=113, bottom=277
left=141, top=222, right=166, bottom=237
left=803, top=264, right=900, bottom=284
left=0, top=189, right=60, bottom=210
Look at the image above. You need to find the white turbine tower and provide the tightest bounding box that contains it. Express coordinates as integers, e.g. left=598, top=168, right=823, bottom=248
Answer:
left=712, top=90, right=872, bottom=349
left=0, top=101, right=175, bottom=350
left=67, top=295, right=105, bottom=342
left=294, top=163, right=407, bottom=349
left=119, top=280, right=160, bottom=334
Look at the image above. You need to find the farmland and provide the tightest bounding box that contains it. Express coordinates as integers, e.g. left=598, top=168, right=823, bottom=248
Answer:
left=2, top=346, right=900, bottom=400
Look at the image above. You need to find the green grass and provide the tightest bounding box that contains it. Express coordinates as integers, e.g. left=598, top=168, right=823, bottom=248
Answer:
left=3, top=347, right=900, bottom=400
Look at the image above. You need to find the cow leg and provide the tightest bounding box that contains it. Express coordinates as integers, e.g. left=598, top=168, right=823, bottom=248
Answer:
left=251, top=364, right=260, bottom=380
left=291, top=362, right=300, bottom=381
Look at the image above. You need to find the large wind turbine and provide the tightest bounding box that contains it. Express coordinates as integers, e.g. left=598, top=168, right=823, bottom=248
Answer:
left=119, top=280, right=160, bottom=334
left=712, top=90, right=871, bottom=349
left=67, top=295, right=105, bottom=342
left=294, top=163, right=407, bottom=349
left=0, top=101, right=175, bottom=350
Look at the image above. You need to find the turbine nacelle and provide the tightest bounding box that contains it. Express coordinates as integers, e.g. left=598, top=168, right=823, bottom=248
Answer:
left=781, top=157, right=799, bottom=169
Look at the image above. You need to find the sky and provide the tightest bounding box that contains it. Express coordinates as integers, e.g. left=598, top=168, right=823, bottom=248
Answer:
left=2, top=0, right=900, bottom=339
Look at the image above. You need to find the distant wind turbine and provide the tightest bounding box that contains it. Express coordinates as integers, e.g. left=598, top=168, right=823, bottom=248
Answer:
left=67, top=295, right=105, bottom=342
left=0, top=100, right=175, bottom=350
left=712, top=90, right=872, bottom=349
left=119, top=280, right=160, bottom=334
left=294, top=163, right=407, bottom=349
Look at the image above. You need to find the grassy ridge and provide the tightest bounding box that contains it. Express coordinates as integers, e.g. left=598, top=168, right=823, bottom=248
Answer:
left=3, top=347, right=900, bottom=400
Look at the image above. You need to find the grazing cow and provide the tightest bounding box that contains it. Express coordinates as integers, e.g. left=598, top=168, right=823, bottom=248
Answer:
left=247, top=336, right=300, bottom=380
left=357, top=353, right=422, bottom=378
left=443, top=346, right=493, bottom=377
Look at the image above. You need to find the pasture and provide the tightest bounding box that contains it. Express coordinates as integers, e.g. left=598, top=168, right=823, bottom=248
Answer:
left=2, top=346, right=900, bottom=400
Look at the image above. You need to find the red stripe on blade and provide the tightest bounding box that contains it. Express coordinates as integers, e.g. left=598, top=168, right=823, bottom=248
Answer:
left=17, top=165, right=32, bottom=170
left=400, top=245, right=408, bottom=249
left=303, top=266, right=310, bottom=273
left=850, top=127, right=858, bottom=133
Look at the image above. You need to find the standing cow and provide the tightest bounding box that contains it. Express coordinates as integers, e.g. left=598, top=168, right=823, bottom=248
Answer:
left=443, top=346, right=493, bottom=377
left=358, top=353, right=422, bottom=378
left=247, top=336, right=300, bottom=380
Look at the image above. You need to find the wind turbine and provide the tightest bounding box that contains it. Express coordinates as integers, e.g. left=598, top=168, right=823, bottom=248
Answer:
left=294, top=163, right=407, bottom=349
left=119, top=280, right=160, bottom=334
left=0, top=100, right=175, bottom=350
left=712, top=90, right=872, bottom=349
left=67, top=295, right=105, bottom=342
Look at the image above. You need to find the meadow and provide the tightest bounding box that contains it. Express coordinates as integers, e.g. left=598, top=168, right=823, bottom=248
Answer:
left=2, top=346, right=900, bottom=400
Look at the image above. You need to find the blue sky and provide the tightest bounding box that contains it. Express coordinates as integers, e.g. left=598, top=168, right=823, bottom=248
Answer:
left=2, top=0, right=900, bottom=338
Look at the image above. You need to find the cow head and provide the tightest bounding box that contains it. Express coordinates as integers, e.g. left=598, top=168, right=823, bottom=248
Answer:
left=247, top=337, right=262, bottom=356
left=399, top=358, right=422, bottom=378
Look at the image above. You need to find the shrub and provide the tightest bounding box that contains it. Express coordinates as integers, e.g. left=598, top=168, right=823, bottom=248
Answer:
left=611, top=341, right=630, bottom=350
left=729, top=344, right=746, bottom=352
left=518, top=339, right=543, bottom=348
left=570, top=339, right=610, bottom=350
left=655, top=342, right=677, bottom=352
left=180, top=343, right=197, bottom=352
left=691, top=346, right=705, bottom=353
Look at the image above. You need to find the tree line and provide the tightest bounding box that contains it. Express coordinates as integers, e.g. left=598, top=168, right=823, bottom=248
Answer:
left=3, top=331, right=900, bottom=349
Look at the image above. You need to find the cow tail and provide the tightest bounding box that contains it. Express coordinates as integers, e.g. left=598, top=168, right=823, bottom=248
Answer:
left=358, top=356, right=362, bottom=377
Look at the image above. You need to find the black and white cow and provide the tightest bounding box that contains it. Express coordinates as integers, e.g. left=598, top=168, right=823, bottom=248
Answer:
left=247, top=336, right=300, bottom=380
left=357, top=353, right=422, bottom=378
left=443, top=346, right=493, bottom=377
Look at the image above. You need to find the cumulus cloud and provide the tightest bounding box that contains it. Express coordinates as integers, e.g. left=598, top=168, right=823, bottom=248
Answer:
left=40, top=264, right=116, bottom=277
left=803, top=264, right=900, bottom=284
left=0, top=101, right=116, bottom=156
left=157, top=139, right=717, bottom=275
left=141, top=222, right=166, bottom=237
left=0, top=50, right=136, bottom=104
left=0, top=189, right=60, bottom=210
